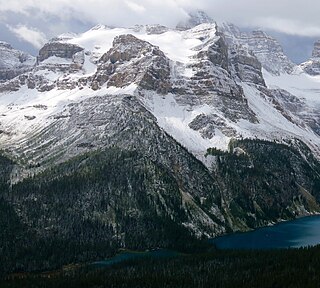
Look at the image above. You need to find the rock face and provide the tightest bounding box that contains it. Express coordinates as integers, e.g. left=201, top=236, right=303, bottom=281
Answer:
left=229, top=45, right=265, bottom=86
left=312, top=40, right=320, bottom=58
left=0, top=40, right=87, bottom=93
left=245, top=30, right=295, bottom=75
left=93, top=34, right=171, bottom=94
left=0, top=41, right=35, bottom=81
left=38, top=42, right=84, bottom=62
left=186, top=38, right=258, bottom=123
left=219, top=24, right=295, bottom=75
left=301, top=40, right=320, bottom=75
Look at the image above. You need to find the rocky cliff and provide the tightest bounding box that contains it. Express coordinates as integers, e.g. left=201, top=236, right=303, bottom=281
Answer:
left=301, top=40, right=320, bottom=75
left=219, top=23, right=295, bottom=75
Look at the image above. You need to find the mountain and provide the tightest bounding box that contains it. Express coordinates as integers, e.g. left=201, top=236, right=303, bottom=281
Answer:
left=219, top=23, right=295, bottom=75
left=0, top=41, right=35, bottom=82
left=0, top=12, right=319, bottom=275
left=300, top=40, right=320, bottom=75
left=176, top=10, right=214, bottom=30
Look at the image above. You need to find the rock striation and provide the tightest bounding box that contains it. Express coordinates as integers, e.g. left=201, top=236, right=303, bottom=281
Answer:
left=301, top=40, right=320, bottom=75
left=93, top=34, right=171, bottom=94
left=38, top=42, right=84, bottom=62
left=219, top=23, right=295, bottom=75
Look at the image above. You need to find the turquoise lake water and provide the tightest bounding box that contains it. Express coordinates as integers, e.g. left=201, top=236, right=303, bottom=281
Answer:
left=92, top=216, right=320, bottom=267
left=212, top=215, right=320, bottom=249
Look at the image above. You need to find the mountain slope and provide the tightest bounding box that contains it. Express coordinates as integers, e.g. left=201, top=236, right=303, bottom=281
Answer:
left=0, top=13, right=320, bottom=275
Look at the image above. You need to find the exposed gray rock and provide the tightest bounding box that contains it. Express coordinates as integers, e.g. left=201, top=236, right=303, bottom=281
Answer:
left=93, top=34, right=171, bottom=94
left=229, top=45, right=266, bottom=86
left=244, top=30, right=295, bottom=75
left=312, top=40, right=320, bottom=58
left=189, top=113, right=237, bottom=138
left=171, top=34, right=258, bottom=124
left=207, top=37, right=229, bottom=71
left=301, top=40, right=320, bottom=75
left=0, top=41, right=35, bottom=81
left=303, top=60, right=320, bottom=76
left=219, top=24, right=295, bottom=75
left=24, top=115, right=36, bottom=120
left=38, top=42, right=84, bottom=62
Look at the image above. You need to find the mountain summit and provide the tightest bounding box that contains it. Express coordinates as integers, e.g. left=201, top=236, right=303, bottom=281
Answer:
left=301, top=40, right=320, bottom=75
left=177, top=10, right=214, bottom=30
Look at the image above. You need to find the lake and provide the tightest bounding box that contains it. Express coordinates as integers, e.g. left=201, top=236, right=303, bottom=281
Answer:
left=92, top=216, right=320, bottom=268
left=212, top=215, right=320, bottom=249
left=92, top=249, right=180, bottom=268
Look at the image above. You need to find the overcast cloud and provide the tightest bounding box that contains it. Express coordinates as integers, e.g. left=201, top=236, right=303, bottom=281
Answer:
left=7, top=24, right=47, bottom=48
left=1, top=0, right=320, bottom=36
left=0, top=0, right=319, bottom=62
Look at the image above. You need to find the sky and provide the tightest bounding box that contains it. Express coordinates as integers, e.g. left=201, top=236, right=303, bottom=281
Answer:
left=0, top=0, right=319, bottom=63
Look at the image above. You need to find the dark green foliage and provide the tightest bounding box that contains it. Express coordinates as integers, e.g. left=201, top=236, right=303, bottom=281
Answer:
left=1, top=138, right=320, bottom=279
left=0, top=148, right=208, bottom=275
left=0, top=153, right=13, bottom=192
left=205, top=147, right=228, bottom=156
left=3, top=245, right=320, bottom=288
left=212, top=139, right=320, bottom=228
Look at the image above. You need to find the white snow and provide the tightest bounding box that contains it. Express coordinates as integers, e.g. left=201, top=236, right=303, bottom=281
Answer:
left=0, top=43, right=36, bottom=69
left=0, top=83, right=138, bottom=144
left=40, top=56, right=72, bottom=65
left=236, top=83, right=320, bottom=156
left=1, top=22, right=319, bottom=164
left=141, top=92, right=230, bottom=154
left=66, top=23, right=217, bottom=70
left=82, top=53, right=97, bottom=75
left=263, top=68, right=320, bottom=107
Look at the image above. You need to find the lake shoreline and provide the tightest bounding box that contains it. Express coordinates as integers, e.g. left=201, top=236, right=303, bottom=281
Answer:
left=211, top=214, right=320, bottom=250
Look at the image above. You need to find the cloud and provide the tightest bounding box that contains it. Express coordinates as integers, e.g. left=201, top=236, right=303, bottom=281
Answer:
left=201, top=0, right=320, bottom=37
left=125, top=1, right=146, bottom=13
left=0, top=0, right=190, bottom=28
left=7, top=24, right=47, bottom=48
left=0, top=0, right=319, bottom=37
left=254, top=17, right=320, bottom=37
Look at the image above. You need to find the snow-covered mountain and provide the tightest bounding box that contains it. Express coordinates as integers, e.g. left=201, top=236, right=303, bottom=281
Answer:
left=0, top=12, right=320, bottom=264
left=0, top=18, right=319, bottom=165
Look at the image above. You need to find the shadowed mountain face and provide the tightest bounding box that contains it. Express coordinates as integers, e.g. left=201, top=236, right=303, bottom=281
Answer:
left=0, top=11, right=319, bottom=276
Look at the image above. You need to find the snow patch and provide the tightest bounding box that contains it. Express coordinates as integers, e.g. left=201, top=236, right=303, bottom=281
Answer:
left=141, top=92, right=230, bottom=155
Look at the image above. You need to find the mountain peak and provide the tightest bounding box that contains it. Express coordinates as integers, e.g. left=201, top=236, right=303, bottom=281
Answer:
left=177, top=10, right=214, bottom=30
left=312, top=40, right=320, bottom=58
left=220, top=23, right=295, bottom=75
left=0, top=41, right=13, bottom=50
left=300, top=39, right=320, bottom=75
